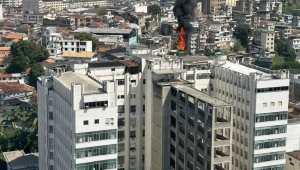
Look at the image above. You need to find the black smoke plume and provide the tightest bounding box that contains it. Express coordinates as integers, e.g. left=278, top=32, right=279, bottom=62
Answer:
left=173, top=0, right=196, bottom=54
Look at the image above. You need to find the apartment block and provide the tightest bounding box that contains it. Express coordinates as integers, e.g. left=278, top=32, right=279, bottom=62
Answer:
left=252, top=23, right=275, bottom=57
left=38, top=72, right=119, bottom=170
left=46, top=33, right=92, bottom=59
left=211, top=62, right=289, bottom=170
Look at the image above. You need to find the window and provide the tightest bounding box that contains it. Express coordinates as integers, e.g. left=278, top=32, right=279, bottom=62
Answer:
left=245, top=151, right=248, bottom=159
left=49, top=125, right=53, bottom=133
left=76, top=130, right=117, bottom=143
left=270, top=102, right=275, bottom=106
left=84, top=120, right=89, bottom=125
left=263, top=103, right=267, bottom=107
left=118, top=131, right=125, bottom=139
left=245, top=138, right=248, bottom=147
left=131, top=94, right=136, bottom=98
left=233, top=133, right=235, bottom=139
left=95, top=119, right=99, bottom=124
left=50, top=152, right=54, bottom=159
left=241, top=123, right=244, bottom=131
left=130, top=80, right=136, bottom=86
left=130, top=105, right=136, bottom=113
left=118, top=118, right=125, bottom=126
left=111, top=68, right=115, bottom=71
left=278, top=101, right=282, bottom=106
left=242, top=110, right=244, bottom=118
left=246, top=112, right=249, bottom=120
left=233, top=119, right=235, bottom=127
left=118, top=79, right=125, bottom=85
left=118, top=156, right=125, bottom=164
left=118, top=95, right=124, bottom=99
left=118, top=105, right=124, bottom=113
left=118, top=143, right=124, bottom=152
left=50, top=165, right=54, bottom=170
left=130, top=131, right=136, bottom=138
left=246, top=125, right=248, bottom=133
left=49, top=112, right=53, bottom=120
left=237, top=134, right=239, bottom=142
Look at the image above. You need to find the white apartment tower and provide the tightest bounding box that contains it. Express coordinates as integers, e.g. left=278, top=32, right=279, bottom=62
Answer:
left=211, top=62, right=289, bottom=170
left=38, top=72, right=118, bottom=170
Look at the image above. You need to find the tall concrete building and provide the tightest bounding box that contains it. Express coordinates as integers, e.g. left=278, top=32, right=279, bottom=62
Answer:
left=211, top=62, right=289, bottom=170
left=38, top=72, right=118, bottom=170
left=38, top=52, right=290, bottom=170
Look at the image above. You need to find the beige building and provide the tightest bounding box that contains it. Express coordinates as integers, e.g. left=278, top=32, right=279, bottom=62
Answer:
left=252, top=23, right=275, bottom=57
left=286, top=150, right=300, bottom=170
left=43, top=0, right=107, bottom=11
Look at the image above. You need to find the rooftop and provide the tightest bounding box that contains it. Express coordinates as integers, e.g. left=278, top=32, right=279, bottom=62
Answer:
left=2, top=150, right=38, bottom=169
left=120, top=60, right=139, bottom=67
left=62, top=51, right=95, bottom=58
left=174, top=85, right=230, bottom=107
left=56, top=72, right=101, bottom=94
left=73, top=27, right=132, bottom=34
left=88, top=61, right=125, bottom=68
left=287, top=150, right=300, bottom=161
left=0, top=82, right=34, bottom=94
left=220, top=62, right=268, bottom=76
left=2, top=34, right=23, bottom=39
left=0, top=47, right=10, bottom=51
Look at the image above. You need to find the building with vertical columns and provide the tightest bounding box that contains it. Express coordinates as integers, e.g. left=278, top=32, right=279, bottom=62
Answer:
left=210, top=62, right=289, bottom=170
left=37, top=72, right=118, bottom=170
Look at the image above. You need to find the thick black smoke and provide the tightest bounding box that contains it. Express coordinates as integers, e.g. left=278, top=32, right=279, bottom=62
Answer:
left=173, top=0, right=196, bottom=54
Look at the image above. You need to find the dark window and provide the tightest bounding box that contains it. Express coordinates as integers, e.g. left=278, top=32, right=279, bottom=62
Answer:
left=118, top=79, right=125, bottom=85
left=130, top=131, right=136, bottom=138
left=84, top=120, right=89, bottom=125
left=118, top=105, right=125, bottom=113
left=95, top=119, right=99, bottom=124
left=130, top=105, right=136, bottom=112
left=143, top=79, right=146, bottom=84
left=49, top=112, right=53, bottom=120
left=111, top=68, right=115, bottom=71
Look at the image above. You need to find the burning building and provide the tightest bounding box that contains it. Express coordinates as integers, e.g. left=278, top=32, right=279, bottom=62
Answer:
left=173, top=0, right=196, bottom=55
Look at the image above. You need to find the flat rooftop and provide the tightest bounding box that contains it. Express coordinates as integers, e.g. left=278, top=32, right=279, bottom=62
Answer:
left=73, top=27, right=132, bottom=34
left=221, top=62, right=270, bottom=76
left=182, top=55, right=210, bottom=62
left=174, top=85, right=230, bottom=107
left=56, top=72, right=101, bottom=94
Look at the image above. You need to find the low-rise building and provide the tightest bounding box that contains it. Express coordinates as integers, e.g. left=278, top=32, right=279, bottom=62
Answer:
left=2, top=150, right=39, bottom=170
left=0, top=47, right=10, bottom=62
left=286, top=150, right=300, bottom=170
left=62, top=51, right=98, bottom=62
left=275, top=25, right=292, bottom=39
left=43, top=16, right=75, bottom=29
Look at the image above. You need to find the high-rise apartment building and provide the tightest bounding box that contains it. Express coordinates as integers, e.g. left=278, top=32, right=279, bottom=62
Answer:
left=211, top=62, right=289, bottom=170
left=38, top=52, right=290, bottom=170
left=38, top=72, right=119, bottom=170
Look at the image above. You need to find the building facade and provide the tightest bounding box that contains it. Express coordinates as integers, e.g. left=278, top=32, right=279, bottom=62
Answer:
left=211, top=62, right=289, bottom=170
left=38, top=72, right=119, bottom=170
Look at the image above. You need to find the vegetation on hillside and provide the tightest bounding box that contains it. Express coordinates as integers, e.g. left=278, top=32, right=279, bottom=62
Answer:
left=233, top=24, right=252, bottom=50
left=0, top=105, right=38, bottom=170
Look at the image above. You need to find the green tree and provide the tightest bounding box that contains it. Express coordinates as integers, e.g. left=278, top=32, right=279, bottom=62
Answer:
left=15, top=27, right=28, bottom=34
left=233, top=24, right=252, bottom=49
left=5, top=40, right=49, bottom=73
left=25, top=104, right=38, bottom=128
left=1, top=109, right=23, bottom=128
left=148, top=5, right=161, bottom=15
left=74, top=33, right=98, bottom=51
left=274, top=38, right=287, bottom=56
left=232, top=41, right=244, bottom=52
left=29, top=63, right=44, bottom=88
left=145, top=21, right=150, bottom=30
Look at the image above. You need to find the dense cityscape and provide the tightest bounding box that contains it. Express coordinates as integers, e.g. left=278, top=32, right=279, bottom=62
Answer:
left=0, top=0, right=300, bottom=169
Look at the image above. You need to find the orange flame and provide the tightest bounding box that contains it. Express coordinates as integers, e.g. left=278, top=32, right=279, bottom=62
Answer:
left=178, top=27, right=186, bottom=52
